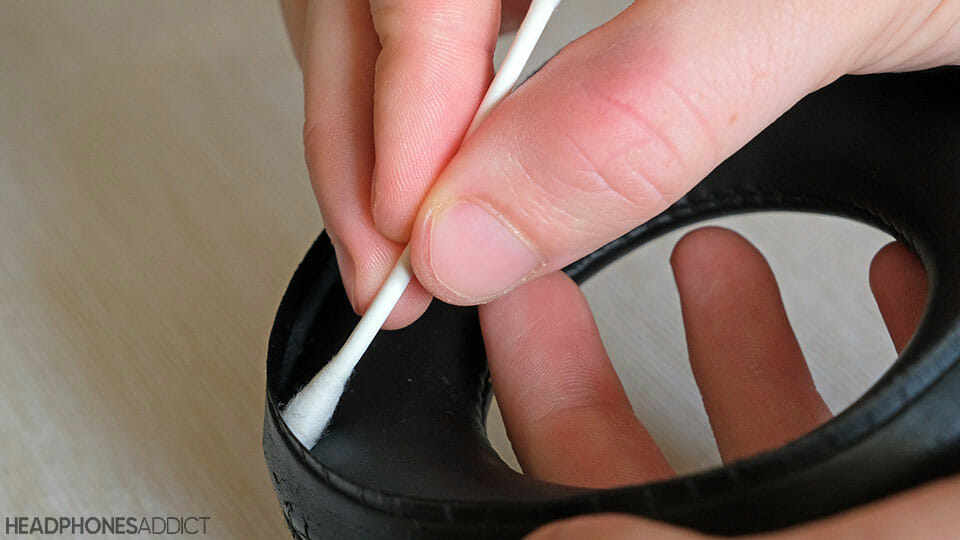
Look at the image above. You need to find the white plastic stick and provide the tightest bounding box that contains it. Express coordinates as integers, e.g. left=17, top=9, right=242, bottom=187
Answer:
left=283, top=0, right=563, bottom=449
left=468, top=0, right=562, bottom=136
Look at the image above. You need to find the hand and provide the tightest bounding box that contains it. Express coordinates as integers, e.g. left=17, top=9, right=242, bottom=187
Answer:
left=280, top=0, right=530, bottom=328
left=477, top=227, right=951, bottom=539
left=282, top=0, right=959, bottom=326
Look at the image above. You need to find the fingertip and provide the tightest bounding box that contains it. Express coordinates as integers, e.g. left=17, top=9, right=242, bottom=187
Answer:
left=525, top=514, right=697, bottom=540
left=669, top=226, right=760, bottom=306
left=345, top=246, right=433, bottom=329
left=869, top=241, right=926, bottom=297
left=869, top=241, right=928, bottom=353
left=380, top=279, right=433, bottom=330
left=869, top=241, right=897, bottom=291
left=524, top=519, right=585, bottom=540
left=331, top=225, right=431, bottom=325
left=670, top=226, right=753, bottom=268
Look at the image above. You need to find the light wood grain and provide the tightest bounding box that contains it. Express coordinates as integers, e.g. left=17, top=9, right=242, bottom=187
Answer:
left=0, top=2, right=311, bottom=537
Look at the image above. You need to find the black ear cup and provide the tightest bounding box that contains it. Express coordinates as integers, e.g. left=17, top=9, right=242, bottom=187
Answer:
left=264, top=67, right=960, bottom=540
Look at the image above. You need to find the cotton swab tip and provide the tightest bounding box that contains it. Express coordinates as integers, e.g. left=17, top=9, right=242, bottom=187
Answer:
left=281, top=350, right=358, bottom=449
left=281, top=247, right=414, bottom=447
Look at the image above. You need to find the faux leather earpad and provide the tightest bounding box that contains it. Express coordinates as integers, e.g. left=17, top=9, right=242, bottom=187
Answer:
left=264, top=67, right=960, bottom=540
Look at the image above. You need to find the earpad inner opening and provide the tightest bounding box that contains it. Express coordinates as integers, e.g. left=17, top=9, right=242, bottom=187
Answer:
left=486, top=211, right=919, bottom=478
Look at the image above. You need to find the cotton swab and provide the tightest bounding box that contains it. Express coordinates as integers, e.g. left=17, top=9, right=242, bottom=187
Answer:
left=282, top=0, right=563, bottom=449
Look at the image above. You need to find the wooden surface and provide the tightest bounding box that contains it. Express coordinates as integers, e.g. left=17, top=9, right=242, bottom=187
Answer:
left=0, top=2, right=899, bottom=538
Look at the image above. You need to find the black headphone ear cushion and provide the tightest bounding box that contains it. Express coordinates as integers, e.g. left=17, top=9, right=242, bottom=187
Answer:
left=264, top=67, right=960, bottom=540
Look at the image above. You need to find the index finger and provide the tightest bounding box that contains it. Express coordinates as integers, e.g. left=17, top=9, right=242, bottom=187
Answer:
left=369, top=0, right=502, bottom=242
left=301, top=1, right=431, bottom=328
left=479, top=271, right=674, bottom=488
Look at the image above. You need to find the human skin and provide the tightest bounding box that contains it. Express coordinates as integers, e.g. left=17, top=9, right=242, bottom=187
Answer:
left=481, top=229, right=952, bottom=538
left=280, top=0, right=959, bottom=325
left=278, top=1, right=960, bottom=536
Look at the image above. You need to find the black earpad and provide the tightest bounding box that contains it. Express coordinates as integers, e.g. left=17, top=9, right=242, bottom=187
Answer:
left=264, top=67, right=960, bottom=540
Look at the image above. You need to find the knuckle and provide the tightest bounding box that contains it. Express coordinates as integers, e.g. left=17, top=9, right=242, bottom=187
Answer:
left=567, top=124, right=674, bottom=213
left=538, top=115, right=680, bottom=230
left=509, top=329, right=626, bottom=425
left=301, top=117, right=331, bottom=173
left=500, top=150, right=595, bottom=240
left=495, top=122, right=678, bottom=246
left=534, top=374, right=633, bottom=435
left=371, top=1, right=494, bottom=53
left=368, top=0, right=406, bottom=42
left=574, top=73, right=715, bottom=209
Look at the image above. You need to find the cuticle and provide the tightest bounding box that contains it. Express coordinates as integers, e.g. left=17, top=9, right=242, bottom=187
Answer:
left=424, top=197, right=546, bottom=304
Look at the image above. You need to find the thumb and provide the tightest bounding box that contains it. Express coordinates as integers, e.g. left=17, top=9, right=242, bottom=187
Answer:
left=407, top=0, right=958, bottom=305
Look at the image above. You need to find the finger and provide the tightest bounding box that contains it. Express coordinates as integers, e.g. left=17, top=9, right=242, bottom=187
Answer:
left=302, top=1, right=431, bottom=328
left=368, top=0, right=500, bottom=242
left=407, top=0, right=954, bottom=305
left=869, top=242, right=929, bottom=353
left=671, top=227, right=831, bottom=463
left=526, top=513, right=706, bottom=540
left=768, top=473, right=960, bottom=539
left=526, top=473, right=960, bottom=539
left=479, top=271, right=673, bottom=488
left=279, top=0, right=308, bottom=66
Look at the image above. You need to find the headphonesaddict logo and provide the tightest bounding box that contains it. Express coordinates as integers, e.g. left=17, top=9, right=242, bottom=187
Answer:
left=4, top=516, right=211, bottom=535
